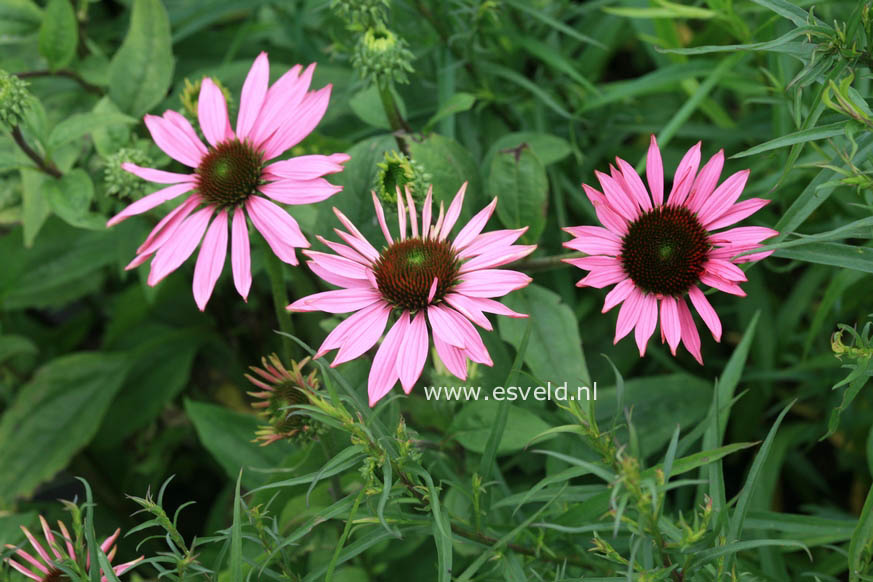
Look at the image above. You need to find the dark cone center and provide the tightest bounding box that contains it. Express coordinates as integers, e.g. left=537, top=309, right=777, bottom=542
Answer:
left=373, top=237, right=460, bottom=312
left=196, top=139, right=263, bottom=208
left=620, top=205, right=710, bottom=296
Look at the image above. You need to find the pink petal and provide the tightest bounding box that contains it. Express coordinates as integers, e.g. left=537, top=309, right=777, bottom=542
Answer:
left=428, top=304, right=465, bottom=348
left=433, top=333, right=467, bottom=380
left=405, top=187, right=419, bottom=238
left=574, top=264, right=627, bottom=289
left=614, top=288, right=644, bottom=342
left=259, top=178, right=342, bottom=205
left=685, top=149, right=724, bottom=214
left=135, top=195, right=202, bottom=255
left=99, top=529, right=120, bottom=554
left=7, top=559, right=42, bottom=581
left=439, top=182, right=467, bottom=240
left=704, top=198, right=770, bottom=230
left=438, top=306, right=492, bottom=365
left=231, top=210, right=252, bottom=300
left=198, top=77, right=233, bottom=147
left=56, top=521, right=75, bottom=561
left=246, top=195, right=308, bottom=265
left=398, top=311, right=429, bottom=393
left=635, top=294, right=658, bottom=356
left=687, top=286, right=721, bottom=341
left=143, top=114, right=205, bottom=168
left=677, top=297, right=703, bottom=364
left=307, top=260, right=370, bottom=289
left=288, top=287, right=382, bottom=313
left=315, top=301, right=385, bottom=357
left=444, top=293, right=492, bottom=330
left=39, top=517, right=62, bottom=561
left=305, top=250, right=371, bottom=280
left=262, top=85, right=332, bottom=160
left=148, top=207, right=214, bottom=286
left=646, top=135, right=664, bottom=206
left=192, top=210, right=228, bottom=311
left=710, top=226, right=778, bottom=247
left=11, top=547, right=49, bottom=574
left=368, top=314, right=409, bottom=406
left=695, top=169, right=751, bottom=226
left=460, top=244, right=535, bottom=273
left=699, top=272, right=746, bottom=296
left=421, top=185, right=433, bottom=239
left=660, top=296, right=681, bottom=354
left=602, top=277, right=634, bottom=312
left=454, top=269, right=532, bottom=298
left=705, top=258, right=747, bottom=282
left=316, top=235, right=370, bottom=265
left=236, top=52, right=269, bottom=139
left=163, top=110, right=209, bottom=158
left=459, top=228, right=526, bottom=259
left=583, top=184, right=628, bottom=235
left=454, top=197, right=498, bottom=251
left=616, top=157, right=652, bottom=211
left=121, top=162, right=194, bottom=185
left=264, top=153, right=350, bottom=180
left=596, top=170, right=638, bottom=221
left=20, top=526, right=52, bottom=566
left=331, top=303, right=392, bottom=365
left=372, top=192, right=393, bottom=244
left=458, top=295, right=528, bottom=319
left=249, top=64, right=310, bottom=147
left=397, top=194, right=407, bottom=240
left=107, top=183, right=194, bottom=227
left=667, top=141, right=701, bottom=207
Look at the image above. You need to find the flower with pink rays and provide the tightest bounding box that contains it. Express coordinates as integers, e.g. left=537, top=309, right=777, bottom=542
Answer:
left=106, top=52, right=349, bottom=310
left=4, top=515, right=143, bottom=581
left=563, top=136, right=777, bottom=363
left=288, top=184, right=536, bottom=406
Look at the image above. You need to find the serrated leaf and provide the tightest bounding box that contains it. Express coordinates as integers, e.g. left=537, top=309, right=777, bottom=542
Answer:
left=489, top=144, right=547, bottom=244
left=38, top=0, right=77, bottom=71
left=0, top=352, right=131, bottom=503
left=108, top=0, right=174, bottom=117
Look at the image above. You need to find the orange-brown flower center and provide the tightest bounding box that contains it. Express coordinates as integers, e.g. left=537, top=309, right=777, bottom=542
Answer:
left=373, top=238, right=460, bottom=311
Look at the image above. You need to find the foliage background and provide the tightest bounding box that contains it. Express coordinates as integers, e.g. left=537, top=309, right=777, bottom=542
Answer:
left=2, top=0, right=873, bottom=580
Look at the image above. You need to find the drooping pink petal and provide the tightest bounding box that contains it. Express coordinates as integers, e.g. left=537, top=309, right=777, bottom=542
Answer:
left=563, top=225, right=623, bottom=256
left=444, top=293, right=493, bottom=330
left=246, top=195, right=309, bottom=265
left=596, top=170, right=638, bottom=221
left=314, top=301, right=385, bottom=358
left=602, top=277, right=634, bottom=313
left=262, top=84, right=332, bottom=159
left=147, top=206, right=214, bottom=286
left=428, top=304, right=466, bottom=348
left=464, top=296, right=528, bottom=318
left=121, top=162, right=195, bottom=185
left=135, top=195, right=203, bottom=255
left=646, top=135, right=664, bottom=206
left=704, top=258, right=747, bottom=282
left=306, top=260, right=370, bottom=289
left=667, top=141, right=701, bottom=207
left=236, top=52, right=269, bottom=139
left=398, top=311, right=429, bottom=393
left=676, top=297, right=703, bottom=364
left=454, top=197, right=498, bottom=251
left=460, top=244, right=535, bottom=273
left=192, top=211, right=228, bottom=311
left=259, top=178, right=342, bottom=205
left=634, top=294, right=658, bottom=356
left=704, top=198, right=770, bottom=230
left=305, top=250, right=371, bottom=280
left=699, top=272, right=746, bottom=296
left=264, top=153, right=350, bottom=180
left=331, top=303, right=392, bottom=366
left=710, top=226, right=778, bottom=247
left=231, top=210, right=251, bottom=300
left=143, top=114, right=205, bottom=168
left=163, top=110, right=209, bottom=158
left=288, top=287, right=381, bottom=313
left=106, top=183, right=194, bottom=227
left=616, top=157, right=652, bottom=211
left=454, top=269, right=532, bottom=298
left=695, top=169, right=750, bottom=225
left=687, top=286, right=721, bottom=341
left=368, top=314, right=409, bottom=406
left=433, top=333, right=467, bottom=380
left=659, top=296, right=681, bottom=354
left=198, top=78, right=233, bottom=147
left=438, top=306, right=492, bottom=365
left=614, top=288, right=644, bottom=342
left=685, top=149, right=724, bottom=214
left=439, top=182, right=467, bottom=240
left=316, top=235, right=370, bottom=265
left=459, top=228, right=527, bottom=259
left=574, top=263, right=627, bottom=289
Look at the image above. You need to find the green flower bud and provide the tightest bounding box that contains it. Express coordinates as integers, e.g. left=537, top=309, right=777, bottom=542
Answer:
left=0, top=70, right=33, bottom=128
left=180, top=77, right=234, bottom=121
left=374, top=150, right=430, bottom=204
left=104, top=147, right=154, bottom=200
left=352, top=26, right=415, bottom=85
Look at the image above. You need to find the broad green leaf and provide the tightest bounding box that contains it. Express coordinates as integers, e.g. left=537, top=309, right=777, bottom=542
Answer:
left=0, top=352, right=131, bottom=503
left=20, top=167, right=50, bottom=247
left=0, top=512, right=36, bottom=546
left=184, top=399, right=287, bottom=489
left=450, top=400, right=550, bottom=455
left=108, top=0, right=174, bottom=117
left=0, top=0, right=42, bottom=38
left=424, top=92, right=476, bottom=132
left=775, top=243, right=873, bottom=274
left=484, top=132, right=572, bottom=168
left=499, top=283, right=591, bottom=388
left=47, top=112, right=136, bottom=152
left=0, top=334, right=37, bottom=364
left=44, top=169, right=104, bottom=230
left=349, top=85, right=407, bottom=130
left=38, top=0, right=77, bottom=71
left=408, top=133, right=483, bottom=212
left=489, top=144, right=547, bottom=244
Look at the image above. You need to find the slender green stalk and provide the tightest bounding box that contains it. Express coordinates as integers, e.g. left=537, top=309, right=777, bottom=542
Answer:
left=262, top=239, right=296, bottom=362
left=376, top=78, right=411, bottom=154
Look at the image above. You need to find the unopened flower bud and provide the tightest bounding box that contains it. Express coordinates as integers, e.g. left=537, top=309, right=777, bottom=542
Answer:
left=0, top=70, right=32, bottom=128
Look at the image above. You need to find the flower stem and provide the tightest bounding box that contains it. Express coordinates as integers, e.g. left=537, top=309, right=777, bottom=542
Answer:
left=514, top=251, right=582, bottom=273
left=10, top=125, right=62, bottom=178
left=262, top=240, right=296, bottom=362
left=376, top=78, right=410, bottom=154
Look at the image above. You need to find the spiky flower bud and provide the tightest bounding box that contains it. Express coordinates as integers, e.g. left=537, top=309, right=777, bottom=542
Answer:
left=246, top=355, right=322, bottom=446
left=104, top=147, right=154, bottom=200
left=180, top=77, right=234, bottom=121
left=374, top=150, right=430, bottom=204
left=352, top=26, right=414, bottom=85
left=0, top=70, right=32, bottom=128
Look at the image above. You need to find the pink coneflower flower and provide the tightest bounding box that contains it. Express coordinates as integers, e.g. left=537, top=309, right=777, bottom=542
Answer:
left=563, top=136, right=777, bottom=363
left=4, top=515, right=142, bottom=581
left=288, top=185, right=536, bottom=406
left=246, top=354, right=321, bottom=446
left=106, top=52, right=349, bottom=310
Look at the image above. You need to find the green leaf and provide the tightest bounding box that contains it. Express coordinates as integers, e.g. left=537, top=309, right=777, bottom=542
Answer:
left=407, top=133, right=483, bottom=212
left=731, top=122, right=848, bottom=158
left=20, top=167, right=50, bottom=247
left=230, top=471, right=243, bottom=582
left=44, top=169, right=105, bottom=230
left=852, top=487, right=873, bottom=581
left=0, top=334, right=37, bottom=365
left=349, top=85, right=407, bottom=130
left=489, top=144, right=547, bottom=244
left=37, top=0, right=77, bottom=71
left=424, top=92, right=476, bottom=132
left=603, top=0, right=716, bottom=19
left=450, top=400, right=550, bottom=455
left=184, top=399, right=287, bottom=489
left=47, top=112, right=136, bottom=152
left=108, top=0, right=174, bottom=117
left=0, top=352, right=131, bottom=503
left=484, top=132, right=572, bottom=167
left=0, top=0, right=42, bottom=38
left=774, top=243, right=873, bottom=274
left=499, top=283, right=591, bottom=388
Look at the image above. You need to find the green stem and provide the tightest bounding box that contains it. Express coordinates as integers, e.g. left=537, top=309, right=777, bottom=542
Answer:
left=376, top=78, right=411, bottom=154
left=262, top=239, right=296, bottom=362
left=514, top=251, right=581, bottom=273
